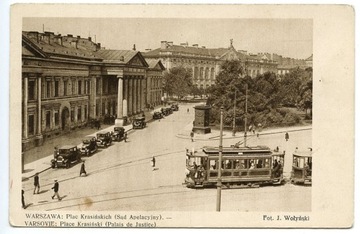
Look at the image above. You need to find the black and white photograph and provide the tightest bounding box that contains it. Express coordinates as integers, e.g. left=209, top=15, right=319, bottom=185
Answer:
left=7, top=4, right=354, bottom=229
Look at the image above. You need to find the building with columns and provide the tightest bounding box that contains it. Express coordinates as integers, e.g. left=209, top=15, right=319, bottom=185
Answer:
left=22, top=31, right=152, bottom=150
left=145, top=59, right=165, bottom=108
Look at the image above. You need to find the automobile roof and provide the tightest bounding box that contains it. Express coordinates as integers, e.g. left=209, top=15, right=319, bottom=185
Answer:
left=58, top=145, right=77, bottom=149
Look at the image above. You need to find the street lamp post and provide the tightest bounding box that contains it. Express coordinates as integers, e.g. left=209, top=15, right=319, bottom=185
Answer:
left=216, top=105, right=224, bottom=212
left=232, top=90, right=236, bottom=136
left=244, top=84, right=248, bottom=147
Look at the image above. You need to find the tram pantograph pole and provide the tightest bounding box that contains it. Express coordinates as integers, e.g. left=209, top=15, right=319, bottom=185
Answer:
left=216, top=105, right=224, bottom=212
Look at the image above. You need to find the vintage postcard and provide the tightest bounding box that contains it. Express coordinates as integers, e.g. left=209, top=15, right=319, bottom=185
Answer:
left=9, top=4, right=354, bottom=228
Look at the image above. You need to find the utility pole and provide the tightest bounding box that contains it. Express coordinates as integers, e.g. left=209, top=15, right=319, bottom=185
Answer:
left=232, top=89, right=236, bottom=136
left=216, top=106, right=224, bottom=212
left=244, top=84, right=248, bottom=147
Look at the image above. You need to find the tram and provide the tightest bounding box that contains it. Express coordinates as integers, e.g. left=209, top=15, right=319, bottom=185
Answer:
left=185, top=145, right=285, bottom=188
left=290, top=149, right=312, bottom=185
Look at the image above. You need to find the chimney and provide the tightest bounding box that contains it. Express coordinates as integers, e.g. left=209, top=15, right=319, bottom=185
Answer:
left=161, top=41, right=168, bottom=49
left=88, top=37, right=92, bottom=41
left=67, top=34, right=73, bottom=37
left=192, top=44, right=198, bottom=47
left=180, top=42, right=188, bottom=47
left=201, top=46, right=206, bottom=48
left=133, top=44, right=136, bottom=51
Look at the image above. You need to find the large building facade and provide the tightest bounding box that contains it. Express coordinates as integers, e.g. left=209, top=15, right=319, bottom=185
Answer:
left=22, top=31, right=163, bottom=150
left=143, top=41, right=280, bottom=89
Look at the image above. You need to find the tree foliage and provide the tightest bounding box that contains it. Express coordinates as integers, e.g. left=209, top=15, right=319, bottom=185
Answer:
left=163, top=66, right=194, bottom=99
left=207, top=60, right=312, bottom=129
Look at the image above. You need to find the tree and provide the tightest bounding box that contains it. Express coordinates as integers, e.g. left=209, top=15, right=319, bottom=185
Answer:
left=163, top=66, right=193, bottom=99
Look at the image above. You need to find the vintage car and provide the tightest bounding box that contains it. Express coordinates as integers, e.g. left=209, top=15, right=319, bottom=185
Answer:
left=51, top=145, right=81, bottom=169
left=112, top=126, right=125, bottom=141
left=171, top=103, right=179, bottom=111
left=79, top=136, right=98, bottom=156
left=96, top=131, right=112, bottom=148
left=132, top=116, right=146, bottom=129
left=152, top=111, right=163, bottom=120
left=166, top=107, right=173, bottom=114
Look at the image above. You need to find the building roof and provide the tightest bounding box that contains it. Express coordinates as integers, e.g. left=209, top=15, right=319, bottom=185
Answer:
left=95, top=49, right=137, bottom=63
left=145, top=58, right=165, bottom=70
left=22, top=31, right=101, bottom=60
left=144, top=44, right=233, bottom=59
left=305, top=54, right=313, bottom=61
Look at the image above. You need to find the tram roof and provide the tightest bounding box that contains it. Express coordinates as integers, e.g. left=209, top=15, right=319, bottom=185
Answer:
left=203, top=145, right=272, bottom=154
left=293, top=150, right=312, bottom=157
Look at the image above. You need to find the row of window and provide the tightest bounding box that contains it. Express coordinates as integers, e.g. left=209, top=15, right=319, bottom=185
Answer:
left=26, top=78, right=91, bottom=101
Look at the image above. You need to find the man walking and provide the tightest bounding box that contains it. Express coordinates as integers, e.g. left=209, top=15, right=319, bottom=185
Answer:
left=285, top=132, right=289, bottom=141
left=80, top=161, right=87, bottom=177
left=22, top=189, right=26, bottom=209
left=33, top=172, right=40, bottom=194
left=151, top=156, right=156, bottom=168
left=190, top=131, right=194, bottom=142
left=51, top=180, right=62, bottom=201
left=124, top=132, right=128, bottom=142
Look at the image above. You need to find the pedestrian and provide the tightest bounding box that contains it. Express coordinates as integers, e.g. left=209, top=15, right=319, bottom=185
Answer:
left=80, top=161, right=87, bottom=177
left=97, top=120, right=101, bottom=130
left=21, top=189, right=26, bottom=209
left=190, top=131, right=194, bottom=142
left=187, top=108, right=189, bottom=113
left=285, top=132, right=289, bottom=141
left=51, top=180, right=62, bottom=201
left=33, top=172, right=40, bottom=194
left=151, top=156, right=156, bottom=168
left=124, top=132, right=128, bottom=142
left=53, top=147, right=58, bottom=158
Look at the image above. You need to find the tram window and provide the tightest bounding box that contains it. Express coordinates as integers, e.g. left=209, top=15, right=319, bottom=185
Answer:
left=210, top=160, right=217, bottom=170
left=308, top=158, right=312, bottom=169
left=264, top=159, right=270, bottom=168
left=256, top=159, right=263, bottom=168
left=225, top=160, right=232, bottom=169
left=188, top=157, right=201, bottom=168
left=234, top=160, right=239, bottom=169
left=249, top=160, right=255, bottom=169
left=298, top=158, right=305, bottom=168
left=240, top=159, right=246, bottom=169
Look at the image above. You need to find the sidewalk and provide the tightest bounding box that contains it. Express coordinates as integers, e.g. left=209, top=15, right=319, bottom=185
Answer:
left=176, top=123, right=312, bottom=141
left=22, top=107, right=159, bottom=181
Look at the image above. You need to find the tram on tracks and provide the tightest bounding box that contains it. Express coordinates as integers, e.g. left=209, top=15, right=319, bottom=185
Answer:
left=290, top=149, right=312, bottom=185
left=185, top=145, right=285, bottom=188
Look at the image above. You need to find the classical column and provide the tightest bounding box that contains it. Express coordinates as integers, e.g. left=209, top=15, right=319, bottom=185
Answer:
left=128, top=76, right=133, bottom=116
left=141, top=77, right=146, bottom=111
left=89, top=76, right=97, bottom=119
left=134, top=77, right=138, bottom=113
left=115, top=76, right=124, bottom=126
left=137, top=77, right=141, bottom=113
left=37, top=76, right=42, bottom=135
left=123, top=77, right=128, bottom=117
left=23, top=76, right=28, bottom=139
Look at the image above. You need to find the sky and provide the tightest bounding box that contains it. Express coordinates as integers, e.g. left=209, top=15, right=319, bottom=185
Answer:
left=23, top=18, right=312, bottom=59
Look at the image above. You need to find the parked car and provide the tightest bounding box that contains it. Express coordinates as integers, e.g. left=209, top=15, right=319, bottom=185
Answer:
left=112, top=126, right=125, bottom=142
left=51, top=145, right=81, bottom=169
left=133, top=116, right=146, bottom=129
left=166, top=107, right=173, bottom=114
left=171, top=103, right=179, bottom=111
left=153, top=111, right=163, bottom=120
left=80, top=136, right=98, bottom=156
left=96, top=131, right=112, bottom=148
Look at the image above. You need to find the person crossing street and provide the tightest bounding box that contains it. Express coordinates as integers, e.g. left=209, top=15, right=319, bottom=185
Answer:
left=51, top=180, right=62, bottom=201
